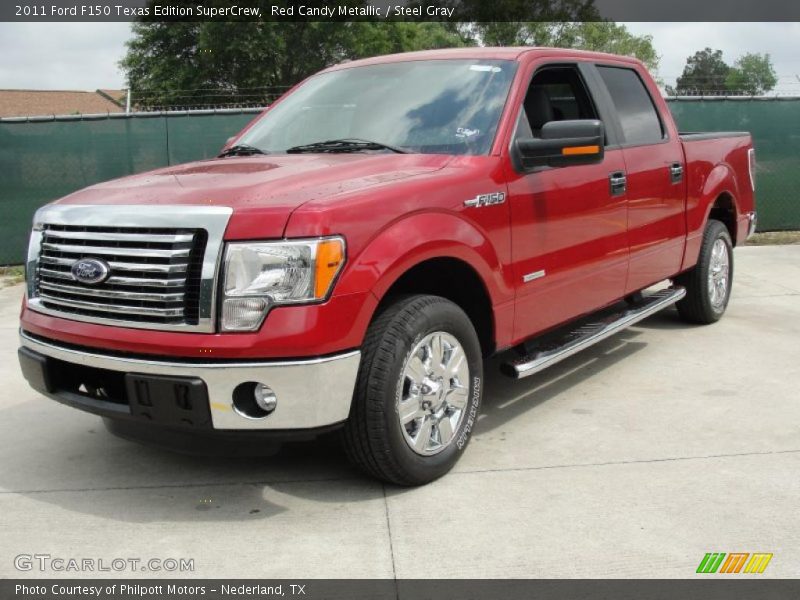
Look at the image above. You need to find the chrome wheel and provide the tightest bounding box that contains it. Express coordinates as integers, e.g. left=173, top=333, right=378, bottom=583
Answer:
left=397, top=331, right=470, bottom=456
left=708, top=238, right=730, bottom=310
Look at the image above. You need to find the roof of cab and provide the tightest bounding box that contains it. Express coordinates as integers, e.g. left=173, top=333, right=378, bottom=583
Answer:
left=322, top=47, right=643, bottom=73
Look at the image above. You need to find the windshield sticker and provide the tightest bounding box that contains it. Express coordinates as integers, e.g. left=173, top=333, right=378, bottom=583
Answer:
left=456, top=128, right=480, bottom=139
left=469, top=65, right=502, bottom=73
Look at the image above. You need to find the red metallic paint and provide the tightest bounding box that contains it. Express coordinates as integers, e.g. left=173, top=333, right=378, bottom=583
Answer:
left=21, top=291, right=376, bottom=359
left=680, top=137, right=754, bottom=270
left=504, top=146, right=629, bottom=341
left=21, top=48, right=754, bottom=359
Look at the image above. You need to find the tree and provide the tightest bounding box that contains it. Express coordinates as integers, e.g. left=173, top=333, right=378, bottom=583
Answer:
left=668, top=48, right=779, bottom=96
left=122, top=0, right=660, bottom=108
left=346, top=22, right=471, bottom=58
left=572, top=23, right=658, bottom=71
left=671, top=48, right=730, bottom=96
left=725, top=53, right=778, bottom=95
left=122, top=20, right=467, bottom=109
left=462, top=22, right=659, bottom=72
left=433, top=0, right=599, bottom=28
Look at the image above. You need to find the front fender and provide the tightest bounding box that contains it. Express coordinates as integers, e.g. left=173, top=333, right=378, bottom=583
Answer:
left=336, top=211, right=513, bottom=306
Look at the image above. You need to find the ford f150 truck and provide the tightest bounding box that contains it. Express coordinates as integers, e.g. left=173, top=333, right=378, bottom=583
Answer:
left=18, top=48, right=756, bottom=485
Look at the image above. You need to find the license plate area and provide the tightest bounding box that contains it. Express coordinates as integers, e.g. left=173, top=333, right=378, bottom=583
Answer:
left=125, top=373, right=211, bottom=428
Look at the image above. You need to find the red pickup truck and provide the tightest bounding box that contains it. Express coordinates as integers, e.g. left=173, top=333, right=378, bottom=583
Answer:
left=19, top=48, right=756, bottom=485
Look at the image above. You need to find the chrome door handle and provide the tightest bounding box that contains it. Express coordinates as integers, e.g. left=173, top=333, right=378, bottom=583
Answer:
left=609, top=171, right=627, bottom=196
left=670, top=163, right=684, bottom=184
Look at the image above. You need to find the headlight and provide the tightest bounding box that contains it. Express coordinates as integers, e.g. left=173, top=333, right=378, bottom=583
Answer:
left=220, top=237, right=345, bottom=331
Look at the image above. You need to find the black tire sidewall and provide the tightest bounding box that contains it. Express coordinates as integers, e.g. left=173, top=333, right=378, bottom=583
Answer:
left=377, top=298, right=483, bottom=483
left=699, top=222, right=734, bottom=319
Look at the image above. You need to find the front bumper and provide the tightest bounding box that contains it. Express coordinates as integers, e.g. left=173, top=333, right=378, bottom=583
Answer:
left=19, top=331, right=360, bottom=431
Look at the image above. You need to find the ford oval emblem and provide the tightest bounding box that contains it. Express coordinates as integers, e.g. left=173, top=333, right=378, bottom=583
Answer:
left=71, top=258, right=111, bottom=285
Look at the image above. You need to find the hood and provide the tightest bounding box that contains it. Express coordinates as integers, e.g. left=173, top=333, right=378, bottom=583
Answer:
left=54, top=153, right=452, bottom=238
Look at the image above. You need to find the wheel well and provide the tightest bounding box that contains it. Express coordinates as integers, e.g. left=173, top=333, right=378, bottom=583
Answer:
left=709, top=193, right=737, bottom=245
left=378, top=258, right=495, bottom=355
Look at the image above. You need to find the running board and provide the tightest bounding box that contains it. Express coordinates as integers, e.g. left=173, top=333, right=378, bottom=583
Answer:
left=502, top=287, right=686, bottom=379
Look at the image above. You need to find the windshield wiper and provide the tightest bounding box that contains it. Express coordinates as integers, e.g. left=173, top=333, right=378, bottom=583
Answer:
left=218, top=144, right=268, bottom=158
left=286, top=138, right=408, bottom=154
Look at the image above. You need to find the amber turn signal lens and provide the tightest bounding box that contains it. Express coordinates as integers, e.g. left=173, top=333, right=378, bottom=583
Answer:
left=314, top=239, right=345, bottom=299
left=561, top=145, right=600, bottom=156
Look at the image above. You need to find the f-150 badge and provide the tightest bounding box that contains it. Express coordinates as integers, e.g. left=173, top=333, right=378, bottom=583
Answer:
left=464, top=192, right=506, bottom=208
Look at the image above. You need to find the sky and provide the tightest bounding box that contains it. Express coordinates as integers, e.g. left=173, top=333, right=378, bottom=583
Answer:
left=0, top=22, right=798, bottom=94
left=622, top=22, right=800, bottom=93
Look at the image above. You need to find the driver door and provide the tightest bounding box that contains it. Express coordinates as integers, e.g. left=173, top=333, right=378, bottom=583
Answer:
left=506, top=63, right=629, bottom=341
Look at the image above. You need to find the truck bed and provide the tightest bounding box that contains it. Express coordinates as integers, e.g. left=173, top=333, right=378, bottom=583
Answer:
left=679, top=131, right=750, bottom=141
left=679, top=130, right=755, bottom=267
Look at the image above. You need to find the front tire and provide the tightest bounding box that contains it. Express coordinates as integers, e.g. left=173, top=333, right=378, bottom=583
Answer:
left=342, top=295, right=483, bottom=486
left=675, top=219, right=733, bottom=324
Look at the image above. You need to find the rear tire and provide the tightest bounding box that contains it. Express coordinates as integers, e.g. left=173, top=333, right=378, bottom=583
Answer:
left=675, top=219, right=733, bottom=324
left=342, top=295, right=483, bottom=486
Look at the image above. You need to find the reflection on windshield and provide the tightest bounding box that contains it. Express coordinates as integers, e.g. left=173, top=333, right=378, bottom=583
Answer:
left=239, top=60, right=517, bottom=156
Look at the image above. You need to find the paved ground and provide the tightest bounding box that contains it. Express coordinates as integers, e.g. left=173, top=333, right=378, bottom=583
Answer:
left=1, top=246, right=798, bottom=579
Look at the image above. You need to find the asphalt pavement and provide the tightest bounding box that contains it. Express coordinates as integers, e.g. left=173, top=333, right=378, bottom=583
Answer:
left=1, top=245, right=798, bottom=579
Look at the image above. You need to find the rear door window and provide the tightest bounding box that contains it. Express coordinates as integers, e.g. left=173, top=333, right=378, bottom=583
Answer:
left=597, top=66, right=664, bottom=146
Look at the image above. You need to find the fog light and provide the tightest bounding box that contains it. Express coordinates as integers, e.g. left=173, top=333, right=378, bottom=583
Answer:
left=254, top=384, right=277, bottom=413
left=222, top=297, right=269, bottom=331
left=232, top=381, right=277, bottom=419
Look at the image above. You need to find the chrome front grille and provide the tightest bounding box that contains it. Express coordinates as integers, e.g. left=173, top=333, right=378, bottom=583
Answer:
left=36, top=225, right=207, bottom=325
left=27, top=204, right=233, bottom=333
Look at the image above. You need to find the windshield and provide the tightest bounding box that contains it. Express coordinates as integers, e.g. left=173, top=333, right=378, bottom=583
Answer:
left=238, top=59, right=517, bottom=156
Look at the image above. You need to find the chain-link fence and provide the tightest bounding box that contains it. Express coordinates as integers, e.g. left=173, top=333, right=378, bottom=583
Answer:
left=1, top=99, right=798, bottom=264
left=666, top=97, right=800, bottom=231
left=131, top=87, right=291, bottom=112
left=0, top=108, right=262, bottom=264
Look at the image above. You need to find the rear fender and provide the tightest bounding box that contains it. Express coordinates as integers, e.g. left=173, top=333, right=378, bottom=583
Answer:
left=700, top=163, right=741, bottom=222
left=682, top=163, right=741, bottom=270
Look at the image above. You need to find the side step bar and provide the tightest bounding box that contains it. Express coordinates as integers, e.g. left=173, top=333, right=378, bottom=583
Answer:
left=503, top=287, right=686, bottom=379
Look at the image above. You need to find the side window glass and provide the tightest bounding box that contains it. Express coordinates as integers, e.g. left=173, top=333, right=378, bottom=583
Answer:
left=518, top=67, right=599, bottom=140
left=597, top=66, right=664, bottom=145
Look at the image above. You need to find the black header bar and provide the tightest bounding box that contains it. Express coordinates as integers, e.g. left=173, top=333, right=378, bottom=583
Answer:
left=3, top=579, right=800, bottom=600
left=3, top=0, right=800, bottom=22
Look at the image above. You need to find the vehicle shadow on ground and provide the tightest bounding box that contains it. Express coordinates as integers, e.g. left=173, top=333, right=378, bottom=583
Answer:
left=478, top=328, right=649, bottom=435
left=630, top=305, right=699, bottom=331
left=476, top=304, right=698, bottom=434
left=0, top=400, right=374, bottom=523
left=0, top=310, right=689, bottom=523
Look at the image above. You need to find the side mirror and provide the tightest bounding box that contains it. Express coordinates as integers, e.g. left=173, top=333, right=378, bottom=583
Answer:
left=221, top=136, right=236, bottom=151
left=515, top=119, right=605, bottom=171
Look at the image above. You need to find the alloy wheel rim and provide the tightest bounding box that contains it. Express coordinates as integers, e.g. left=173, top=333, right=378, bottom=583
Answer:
left=708, top=238, right=730, bottom=310
left=396, top=331, right=470, bottom=456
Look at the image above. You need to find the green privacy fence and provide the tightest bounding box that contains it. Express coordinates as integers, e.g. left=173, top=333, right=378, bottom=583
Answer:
left=0, top=109, right=259, bottom=264
left=666, top=98, right=800, bottom=232
left=1, top=100, right=799, bottom=264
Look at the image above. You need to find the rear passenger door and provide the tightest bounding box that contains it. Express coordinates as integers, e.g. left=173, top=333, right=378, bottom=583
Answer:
left=592, top=65, right=687, bottom=293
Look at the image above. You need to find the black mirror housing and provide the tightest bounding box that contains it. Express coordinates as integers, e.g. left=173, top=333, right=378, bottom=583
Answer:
left=221, top=136, right=236, bottom=152
left=515, top=119, right=605, bottom=171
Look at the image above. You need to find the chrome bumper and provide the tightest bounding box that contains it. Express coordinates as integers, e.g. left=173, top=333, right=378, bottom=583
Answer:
left=19, top=332, right=360, bottom=430
left=747, top=211, right=758, bottom=239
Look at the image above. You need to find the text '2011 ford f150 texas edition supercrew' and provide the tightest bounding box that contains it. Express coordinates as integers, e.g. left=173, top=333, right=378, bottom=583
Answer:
left=19, top=48, right=756, bottom=485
